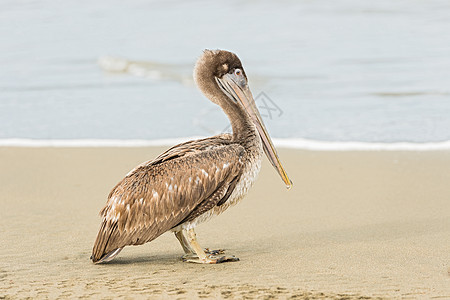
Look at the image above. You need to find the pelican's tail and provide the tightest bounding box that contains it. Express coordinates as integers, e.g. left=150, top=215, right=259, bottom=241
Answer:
left=91, top=247, right=123, bottom=264
left=91, top=218, right=122, bottom=264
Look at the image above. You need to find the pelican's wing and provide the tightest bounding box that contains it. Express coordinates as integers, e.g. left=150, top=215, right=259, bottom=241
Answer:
left=91, top=141, right=243, bottom=263
left=150, top=134, right=232, bottom=164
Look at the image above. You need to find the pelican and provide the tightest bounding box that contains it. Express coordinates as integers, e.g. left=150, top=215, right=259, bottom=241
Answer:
left=91, top=50, right=292, bottom=264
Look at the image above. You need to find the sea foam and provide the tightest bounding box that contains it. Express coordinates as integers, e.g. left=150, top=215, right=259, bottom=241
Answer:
left=1, top=138, right=450, bottom=151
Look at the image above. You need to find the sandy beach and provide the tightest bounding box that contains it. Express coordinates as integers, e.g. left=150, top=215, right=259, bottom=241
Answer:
left=1, top=147, right=449, bottom=299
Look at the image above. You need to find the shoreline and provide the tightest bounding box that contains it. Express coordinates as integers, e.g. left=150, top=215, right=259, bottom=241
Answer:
left=1, top=137, right=450, bottom=151
left=1, top=147, right=449, bottom=299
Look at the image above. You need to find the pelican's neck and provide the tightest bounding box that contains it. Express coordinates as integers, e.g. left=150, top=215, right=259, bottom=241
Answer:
left=220, top=97, right=261, bottom=151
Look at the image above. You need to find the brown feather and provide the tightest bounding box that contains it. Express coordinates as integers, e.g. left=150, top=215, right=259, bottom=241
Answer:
left=91, top=136, right=244, bottom=262
left=217, top=175, right=240, bottom=206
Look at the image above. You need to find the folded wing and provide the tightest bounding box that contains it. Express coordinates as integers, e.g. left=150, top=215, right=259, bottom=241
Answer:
left=91, top=139, right=244, bottom=263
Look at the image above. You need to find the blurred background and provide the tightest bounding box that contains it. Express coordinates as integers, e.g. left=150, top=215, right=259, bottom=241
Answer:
left=1, top=0, right=449, bottom=143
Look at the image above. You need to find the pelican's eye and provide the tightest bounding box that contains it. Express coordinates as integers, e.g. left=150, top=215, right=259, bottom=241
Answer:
left=234, top=68, right=242, bottom=76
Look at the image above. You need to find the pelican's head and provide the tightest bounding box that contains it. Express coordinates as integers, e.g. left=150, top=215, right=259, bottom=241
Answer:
left=194, top=49, right=292, bottom=189
left=194, top=49, right=246, bottom=105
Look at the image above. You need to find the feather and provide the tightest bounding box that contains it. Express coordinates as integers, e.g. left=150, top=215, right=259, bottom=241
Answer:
left=91, top=135, right=245, bottom=263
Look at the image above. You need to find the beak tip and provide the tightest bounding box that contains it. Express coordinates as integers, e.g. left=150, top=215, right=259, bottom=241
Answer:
left=285, top=180, right=293, bottom=190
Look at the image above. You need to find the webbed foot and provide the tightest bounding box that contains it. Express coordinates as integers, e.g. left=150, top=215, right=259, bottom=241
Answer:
left=182, top=254, right=239, bottom=264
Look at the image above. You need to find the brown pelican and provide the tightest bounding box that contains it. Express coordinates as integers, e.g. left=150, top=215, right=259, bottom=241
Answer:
left=91, top=50, right=292, bottom=264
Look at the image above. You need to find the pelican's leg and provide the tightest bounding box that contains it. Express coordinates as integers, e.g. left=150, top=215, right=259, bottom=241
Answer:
left=174, top=230, right=195, bottom=254
left=175, top=229, right=202, bottom=261
left=175, top=229, right=227, bottom=261
left=182, top=228, right=239, bottom=264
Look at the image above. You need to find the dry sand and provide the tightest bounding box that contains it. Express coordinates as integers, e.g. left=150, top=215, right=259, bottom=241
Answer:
left=0, top=147, right=449, bottom=299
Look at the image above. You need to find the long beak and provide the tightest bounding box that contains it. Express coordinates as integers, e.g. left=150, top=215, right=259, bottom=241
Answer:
left=216, top=74, right=293, bottom=189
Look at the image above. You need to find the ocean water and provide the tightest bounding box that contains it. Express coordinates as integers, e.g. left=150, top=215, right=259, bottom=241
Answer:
left=1, top=0, right=450, bottom=149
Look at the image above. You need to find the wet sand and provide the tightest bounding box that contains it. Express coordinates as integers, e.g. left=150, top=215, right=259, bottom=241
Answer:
left=1, top=147, right=449, bottom=299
